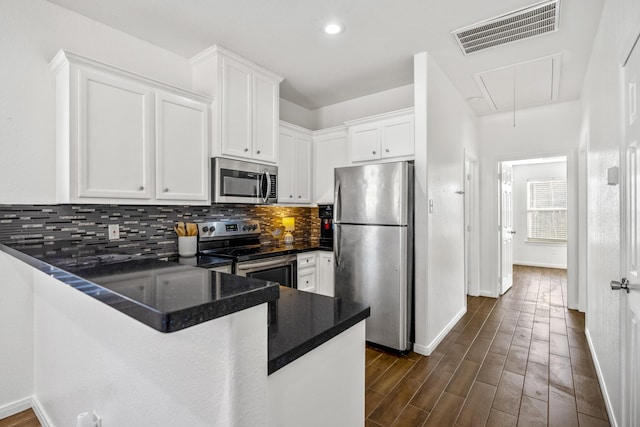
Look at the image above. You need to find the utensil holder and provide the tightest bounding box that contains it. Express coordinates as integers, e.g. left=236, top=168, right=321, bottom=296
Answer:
left=178, top=236, right=197, bottom=257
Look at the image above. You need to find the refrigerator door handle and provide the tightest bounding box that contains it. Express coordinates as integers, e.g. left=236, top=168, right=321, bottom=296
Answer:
left=335, top=181, right=341, bottom=222
left=334, top=225, right=340, bottom=268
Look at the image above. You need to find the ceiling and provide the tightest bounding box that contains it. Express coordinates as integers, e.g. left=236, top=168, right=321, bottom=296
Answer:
left=46, top=0, right=604, bottom=115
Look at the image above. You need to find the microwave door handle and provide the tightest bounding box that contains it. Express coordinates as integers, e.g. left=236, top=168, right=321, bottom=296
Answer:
left=261, top=171, right=270, bottom=203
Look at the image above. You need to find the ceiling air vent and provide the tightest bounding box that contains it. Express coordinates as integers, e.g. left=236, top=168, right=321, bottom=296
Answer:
left=452, top=0, right=560, bottom=55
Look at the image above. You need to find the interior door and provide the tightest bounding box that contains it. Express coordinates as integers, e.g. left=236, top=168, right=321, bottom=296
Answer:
left=500, top=162, right=515, bottom=294
left=621, top=35, right=640, bottom=427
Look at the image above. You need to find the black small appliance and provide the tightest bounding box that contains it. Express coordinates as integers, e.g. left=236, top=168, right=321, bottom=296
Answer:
left=318, top=204, right=334, bottom=248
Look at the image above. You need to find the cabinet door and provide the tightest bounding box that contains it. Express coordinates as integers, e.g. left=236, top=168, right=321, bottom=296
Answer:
left=313, top=132, right=347, bottom=204
left=381, top=115, right=414, bottom=158
left=77, top=68, right=153, bottom=199
left=297, top=268, right=317, bottom=293
left=294, top=134, right=312, bottom=203
left=253, top=72, right=279, bottom=163
left=220, top=56, right=253, bottom=159
left=349, top=124, right=380, bottom=163
left=278, top=129, right=295, bottom=203
left=156, top=92, right=209, bottom=201
left=317, top=252, right=334, bottom=297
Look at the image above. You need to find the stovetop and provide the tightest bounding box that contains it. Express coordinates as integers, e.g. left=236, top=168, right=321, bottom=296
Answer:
left=200, top=244, right=301, bottom=262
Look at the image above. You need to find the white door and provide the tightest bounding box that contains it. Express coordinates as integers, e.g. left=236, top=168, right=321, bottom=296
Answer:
left=253, top=71, right=279, bottom=164
left=500, top=162, right=515, bottom=294
left=277, top=128, right=295, bottom=203
left=155, top=91, right=209, bottom=202
left=220, top=56, right=252, bottom=159
left=77, top=68, right=153, bottom=199
left=294, top=133, right=312, bottom=203
left=620, top=36, right=640, bottom=427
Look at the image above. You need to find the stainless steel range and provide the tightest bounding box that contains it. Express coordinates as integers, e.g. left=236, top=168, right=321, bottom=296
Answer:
left=197, top=220, right=297, bottom=288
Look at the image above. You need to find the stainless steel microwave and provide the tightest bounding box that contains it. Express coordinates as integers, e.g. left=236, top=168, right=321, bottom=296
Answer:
left=212, top=157, right=278, bottom=204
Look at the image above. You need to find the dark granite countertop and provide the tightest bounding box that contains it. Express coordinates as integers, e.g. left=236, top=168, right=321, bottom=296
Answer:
left=0, top=242, right=279, bottom=333
left=1, top=240, right=365, bottom=374
left=268, top=286, right=370, bottom=374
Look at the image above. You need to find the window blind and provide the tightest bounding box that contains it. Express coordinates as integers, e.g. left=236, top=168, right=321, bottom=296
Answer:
left=527, top=180, right=567, bottom=241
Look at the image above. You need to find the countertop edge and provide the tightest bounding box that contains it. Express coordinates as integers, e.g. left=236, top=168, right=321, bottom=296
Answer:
left=268, top=305, right=371, bottom=375
left=0, top=243, right=280, bottom=333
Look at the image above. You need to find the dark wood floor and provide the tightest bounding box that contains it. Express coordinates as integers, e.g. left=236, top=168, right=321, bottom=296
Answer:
left=0, top=409, right=40, bottom=427
left=365, top=265, right=610, bottom=427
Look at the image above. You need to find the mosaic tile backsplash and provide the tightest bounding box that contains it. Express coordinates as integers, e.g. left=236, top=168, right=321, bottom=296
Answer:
left=0, top=204, right=320, bottom=257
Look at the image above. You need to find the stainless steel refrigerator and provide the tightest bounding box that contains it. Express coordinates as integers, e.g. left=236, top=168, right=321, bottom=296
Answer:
left=334, top=161, right=414, bottom=351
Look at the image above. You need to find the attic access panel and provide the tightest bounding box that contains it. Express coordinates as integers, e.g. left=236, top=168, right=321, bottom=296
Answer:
left=452, top=0, right=560, bottom=55
left=474, top=53, right=561, bottom=111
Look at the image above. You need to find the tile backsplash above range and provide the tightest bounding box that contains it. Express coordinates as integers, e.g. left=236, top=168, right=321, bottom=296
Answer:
left=0, top=204, right=319, bottom=257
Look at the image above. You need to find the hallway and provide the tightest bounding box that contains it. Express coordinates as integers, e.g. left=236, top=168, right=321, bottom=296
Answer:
left=365, top=266, right=609, bottom=426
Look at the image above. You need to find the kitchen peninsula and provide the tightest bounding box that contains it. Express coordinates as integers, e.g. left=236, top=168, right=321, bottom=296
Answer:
left=1, top=241, right=368, bottom=426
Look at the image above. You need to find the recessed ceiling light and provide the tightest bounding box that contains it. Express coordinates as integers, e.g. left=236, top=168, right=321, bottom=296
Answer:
left=323, top=23, right=343, bottom=35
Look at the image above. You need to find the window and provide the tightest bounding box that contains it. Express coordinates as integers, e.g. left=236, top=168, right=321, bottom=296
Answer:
left=527, top=179, right=567, bottom=242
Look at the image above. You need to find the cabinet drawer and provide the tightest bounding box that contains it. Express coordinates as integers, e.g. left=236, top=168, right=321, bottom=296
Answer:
left=297, top=252, right=317, bottom=268
left=297, top=268, right=316, bottom=293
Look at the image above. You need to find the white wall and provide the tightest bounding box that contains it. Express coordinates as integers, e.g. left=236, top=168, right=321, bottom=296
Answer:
left=0, top=252, right=34, bottom=418
left=511, top=161, right=568, bottom=269
left=315, top=84, right=414, bottom=129
left=32, top=269, right=267, bottom=426
left=413, top=53, right=479, bottom=355
left=0, top=0, right=193, bottom=204
left=478, top=101, right=581, bottom=298
left=578, top=0, right=640, bottom=424
left=279, top=98, right=317, bottom=130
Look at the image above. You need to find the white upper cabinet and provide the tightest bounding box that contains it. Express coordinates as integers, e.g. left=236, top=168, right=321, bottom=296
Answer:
left=51, top=50, right=211, bottom=205
left=346, top=108, right=414, bottom=163
left=312, top=127, right=347, bottom=204
left=77, top=67, right=154, bottom=200
left=278, top=122, right=312, bottom=204
left=191, top=46, right=283, bottom=165
left=155, top=91, right=209, bottom=201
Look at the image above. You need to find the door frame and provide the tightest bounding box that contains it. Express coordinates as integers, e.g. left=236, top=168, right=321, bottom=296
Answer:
left=464, top=150, right=480, bottom=296
left=495, top=150, right=579, bottom=309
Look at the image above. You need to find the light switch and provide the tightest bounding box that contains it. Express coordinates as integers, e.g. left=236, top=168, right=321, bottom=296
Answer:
left=607, top=166, right=619, bottom=186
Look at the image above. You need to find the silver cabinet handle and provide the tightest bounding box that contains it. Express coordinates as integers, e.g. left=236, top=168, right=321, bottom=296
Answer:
left=372, top=151, right=376, bottom=155
left=611, top=278, right=640, bottom=293
left=163, top=188, right=169, bottom=193
left=138, top=186, right=144, bottom=191
left=256, top=150, right=261, bottom=155
left=244, top=148, right=249, bottom=152
left=385, top=148, right=390, bottom=153
left=298, top=195, right=301, bottom=199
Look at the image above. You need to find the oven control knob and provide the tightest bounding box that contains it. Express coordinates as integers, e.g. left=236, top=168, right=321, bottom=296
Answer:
left=202, top=226, right=209, bottom=232
left=209, top=226, right=215, bottom=233
left=252, top=224, right=258, bottom=231
left=242, top=225, right=248, bottom=231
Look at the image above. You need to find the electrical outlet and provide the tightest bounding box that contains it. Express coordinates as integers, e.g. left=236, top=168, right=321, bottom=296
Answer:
left=108, top=224, right=120, bottom=240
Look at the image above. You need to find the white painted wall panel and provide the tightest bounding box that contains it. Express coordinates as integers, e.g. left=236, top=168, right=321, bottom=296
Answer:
left=413, top=53, right=479, bottom=354
left=0, top=0, right=193, bottom=204
left=0, top=252, right=34, bottom=418
left=32, top=269, right=268, bottom=426
left=315, top=84, right=414, bottom=129
left=512, top=161, right=568, bottom=269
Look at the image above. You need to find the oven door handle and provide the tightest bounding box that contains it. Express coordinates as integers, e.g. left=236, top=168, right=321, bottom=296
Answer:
left=236, top=257, right=294, bottom=272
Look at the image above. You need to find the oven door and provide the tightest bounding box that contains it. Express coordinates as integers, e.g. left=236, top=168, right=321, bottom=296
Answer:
left=235, top=254, right=297, bottom=288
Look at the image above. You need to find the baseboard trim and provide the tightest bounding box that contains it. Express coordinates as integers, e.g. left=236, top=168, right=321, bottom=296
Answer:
left=414, top=305, right=467, bottom=356
left=0, top=397, right=32, bottom=419
left=31, top=395, right=54, bottom=427
left=513, top=261, right=567, bottom=269
left=584, top=327, right=618, bottom=427
left=479, top=290, right=497, bottom=298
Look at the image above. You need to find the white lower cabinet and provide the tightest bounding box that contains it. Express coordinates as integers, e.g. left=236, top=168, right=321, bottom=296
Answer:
left=296, top=252, right=317, bottom=293
left=317, top=252, right=335, bottom=297
left=297, top=251, right=334, bottom=296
